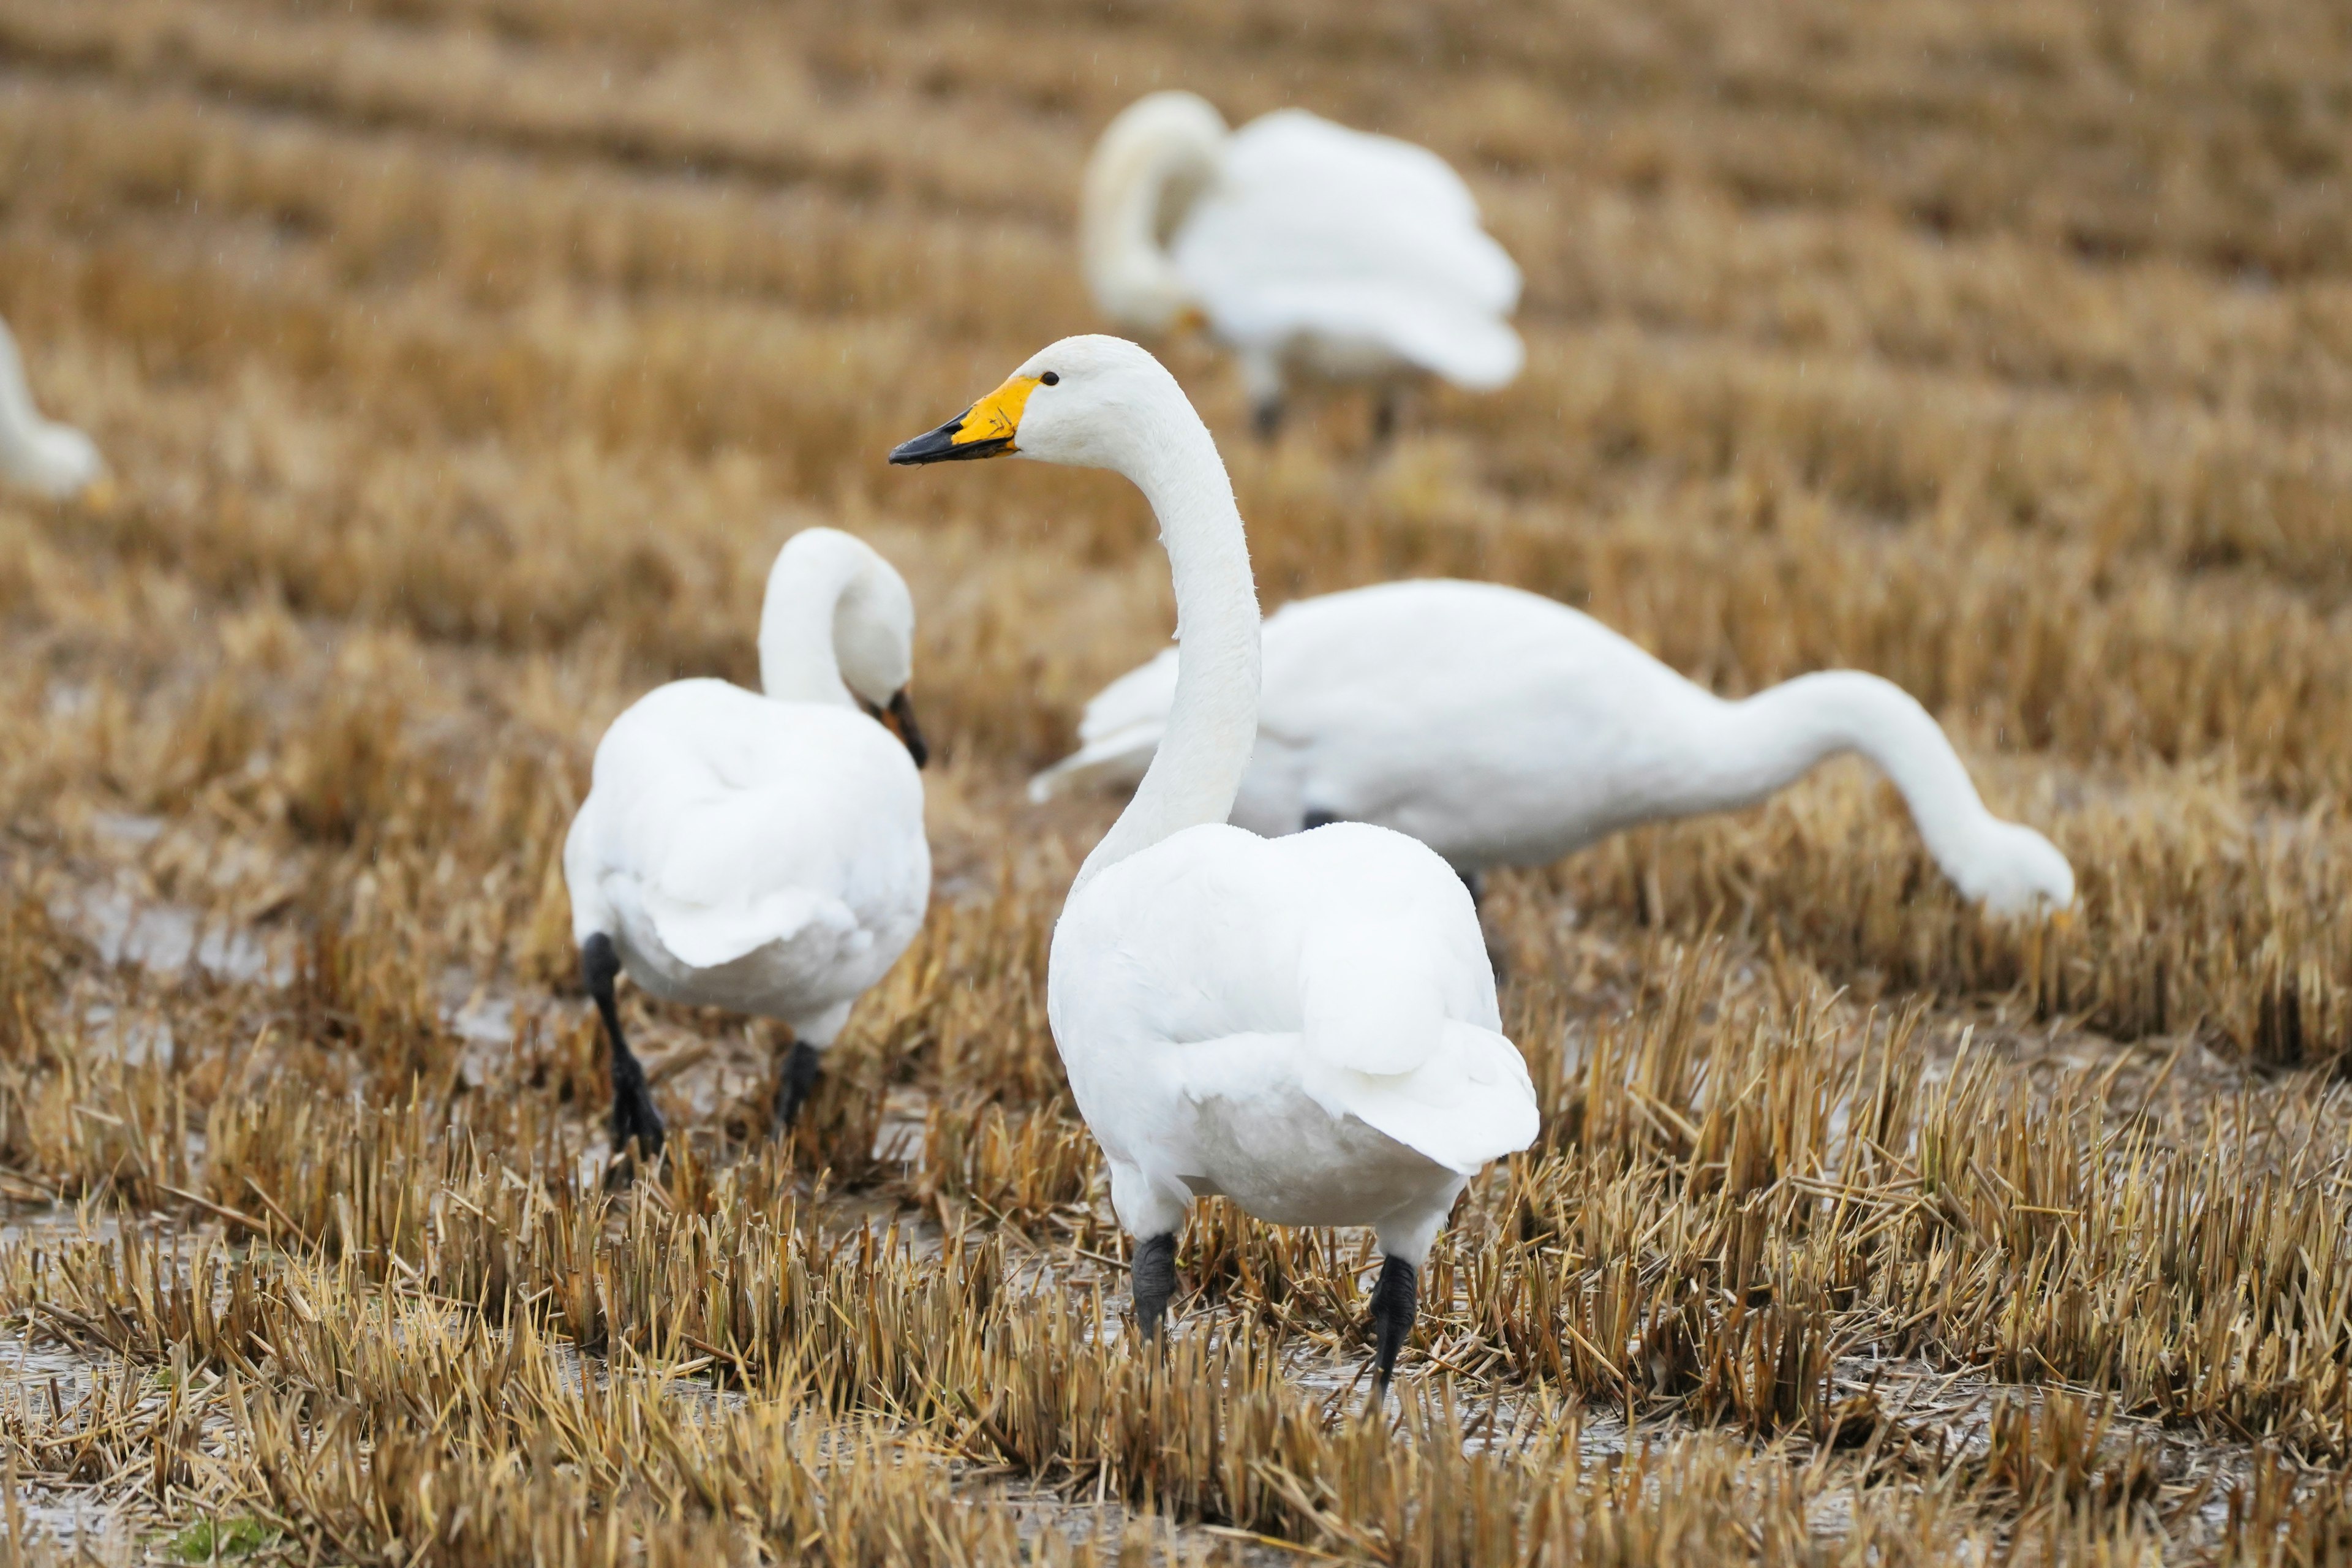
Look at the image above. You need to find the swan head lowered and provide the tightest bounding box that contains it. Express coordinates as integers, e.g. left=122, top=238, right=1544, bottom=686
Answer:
left=1080, top=92, right=1226, bottom=336
left=1951, top=818, right=2075, bottom=921
left=760, top=527, right=927, bottom=767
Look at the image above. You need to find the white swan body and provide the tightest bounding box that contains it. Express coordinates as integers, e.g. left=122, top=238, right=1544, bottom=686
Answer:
left=1082, top=92, right=1523, bottom=425
left=568, top=684, right=927, bottom=1028
left=564, top=528, right=930, bottom=1152
left=891, top=337, right=1535, bottom=1389
left=1035, top=579, right=2075, bottom=918
left=0, top=315, right=105, bottom=500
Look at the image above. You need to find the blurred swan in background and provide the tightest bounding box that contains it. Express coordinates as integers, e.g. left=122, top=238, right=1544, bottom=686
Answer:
left=0, top=314, right=107, bottom=502
left=1081, top=91, right=1523, bottom=440
left=564, top=528, right=932, bottom=1165
left=892, top=337, right=1535, bottom=1399
left=1033, top=579, right=2075, bottom=919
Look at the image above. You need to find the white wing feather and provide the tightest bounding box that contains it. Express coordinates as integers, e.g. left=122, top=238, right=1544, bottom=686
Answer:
left=1175, top=110, right=1523, bottom=388
left=567, top=680, right=927, bottom=978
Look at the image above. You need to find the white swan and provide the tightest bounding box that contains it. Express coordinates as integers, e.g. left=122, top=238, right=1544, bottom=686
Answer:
left=0, top=315, right=105, bottom=501
left=1082, top=91, right=1523, bottom=439
left=563, top=528, right=932, bottom=1159
left=1032, top=580, right=2075, bottom=919
left=892, top=338, right=1536, bottom=1395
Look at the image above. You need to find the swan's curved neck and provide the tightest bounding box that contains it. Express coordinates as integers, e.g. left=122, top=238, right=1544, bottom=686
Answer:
left=1080, top=114, right=1221, bottom=333
left=1074, top=401, right=1261, bottom=890
left=757, top=546, right=865, bottom=708
left=1684, top=671, right=1997, bottom=873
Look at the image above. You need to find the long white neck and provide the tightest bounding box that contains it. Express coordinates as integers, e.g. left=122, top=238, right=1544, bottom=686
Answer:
left=1072, top=399, right=1261, bottom=891
left=1672, top=671, right=2002, bottom=879
left=1080, top=97, right=1224, bottom=334
left=757, top=542, right=865, bottom=708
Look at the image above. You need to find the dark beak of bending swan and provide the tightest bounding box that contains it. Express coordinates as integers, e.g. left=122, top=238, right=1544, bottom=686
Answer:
left=869, top=688, right=929, bottom=768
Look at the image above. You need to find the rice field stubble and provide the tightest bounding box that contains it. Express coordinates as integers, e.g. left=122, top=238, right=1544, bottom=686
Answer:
left=0, top=0, right=2349, bottom=1561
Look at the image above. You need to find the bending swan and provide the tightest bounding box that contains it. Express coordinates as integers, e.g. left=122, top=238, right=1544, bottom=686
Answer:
left=1033, top=580, right=2075, bottom=918
left=0, top=315, right=105, bottom=501
left=1082, top=91, right=1522, bottom=439
left=563, top=528, right=931, bottom=1161
left=892, top=339, right=1536, bottom=1396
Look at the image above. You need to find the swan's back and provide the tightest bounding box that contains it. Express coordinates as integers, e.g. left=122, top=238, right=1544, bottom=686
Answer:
left=1038, top=579, right=1722, bottom=868
left=567, top=680, right=927, bottom=974
left=1050, top=819, right=1532, bottom=1177
left=1175, top=111, right=1523, bottom=389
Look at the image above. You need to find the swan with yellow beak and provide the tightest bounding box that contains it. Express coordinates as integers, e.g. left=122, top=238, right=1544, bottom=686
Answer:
left=892, top=338, right=1536, bottom=1402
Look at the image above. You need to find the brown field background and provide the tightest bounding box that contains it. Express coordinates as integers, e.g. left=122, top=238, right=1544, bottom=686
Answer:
left=2, top=0, right=2351, bottom=1561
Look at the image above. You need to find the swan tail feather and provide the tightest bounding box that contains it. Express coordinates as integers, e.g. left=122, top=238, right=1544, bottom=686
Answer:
left=644, top=886, right=846, bottom=971
left=1031, top=649, right=1180, bottom=803
left=1027, top=720, right=1164, bottom=804
left=1331, top=1021, right=1538, bottom=1175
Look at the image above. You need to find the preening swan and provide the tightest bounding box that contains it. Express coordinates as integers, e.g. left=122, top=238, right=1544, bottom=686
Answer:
left=892, top=339, right=1536, bottom=1396
left=0, top=315, right=105, bottom=502
left=1082, top=91, right=1523, bottom=439
left=563, top=528, right=931, bottom=1162
left=1033, top=579, right=2075, bottom=919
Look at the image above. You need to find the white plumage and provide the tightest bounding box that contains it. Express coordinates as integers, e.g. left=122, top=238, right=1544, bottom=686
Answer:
left=1034, top=579, right=2075, bottom=919
left=1081, top=92, right=1523, bottom=432
left=0, top=314, right=105, bottom=501
left=564, top=528, right=931, bottom=1158
left=891, top=337, right=1535, bottom=1396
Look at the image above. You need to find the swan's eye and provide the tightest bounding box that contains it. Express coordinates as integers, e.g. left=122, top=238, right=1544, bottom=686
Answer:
left=1039, top=371, right=1060, bottom=386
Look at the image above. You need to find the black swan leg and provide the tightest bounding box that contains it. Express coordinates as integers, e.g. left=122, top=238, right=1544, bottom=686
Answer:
left=584, top=934, right=665, bottom=1167
left=1132, top=1232, right=1178, bottom=1343
left=1368, top=1254, right=1419, bottom=1401
left=770, top=1038, right=823, bottom=1133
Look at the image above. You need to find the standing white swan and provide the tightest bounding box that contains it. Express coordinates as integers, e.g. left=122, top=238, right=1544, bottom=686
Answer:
left=1082, top=91, right=1523, bottom=440
left=0, top=315, right=106, bottom=501
left=892, top=338, right=1536, bottom=1395
left=1032, top=580, right=2075, bottom=918
left=563, top=528, right=931, bottom=1161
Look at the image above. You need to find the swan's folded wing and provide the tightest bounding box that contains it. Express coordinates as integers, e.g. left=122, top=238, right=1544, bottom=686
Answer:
left=638, top=788, right=869, bottom=969
left=578, top=685, right=918, bottom=971
left=1296, top=904, right=1534, bottom=1174
left=1335, top=1021, right=1537, bottom=1174
left=1188, top=110, right=1523, bottom=332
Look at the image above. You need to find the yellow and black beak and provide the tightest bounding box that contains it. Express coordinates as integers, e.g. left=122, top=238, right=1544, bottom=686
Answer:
left=888, top=374, right=1039, bottom=465
left=866, top=688, right=929, bottom=768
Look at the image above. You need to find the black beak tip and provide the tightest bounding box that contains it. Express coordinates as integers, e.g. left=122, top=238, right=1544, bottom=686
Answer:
left=888, top=417, right=1012, bottom=466
left=887, top=432, right=946, bottom=466
left=888, top=691, right=930, bottom=769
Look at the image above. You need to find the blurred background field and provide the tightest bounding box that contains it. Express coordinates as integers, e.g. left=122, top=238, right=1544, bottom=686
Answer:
left=2, top=0, right=2351, bottom=1561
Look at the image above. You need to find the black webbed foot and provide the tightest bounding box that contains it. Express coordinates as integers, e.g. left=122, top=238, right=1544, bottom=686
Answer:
left=769, top=1038, right=823, bottom=1134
